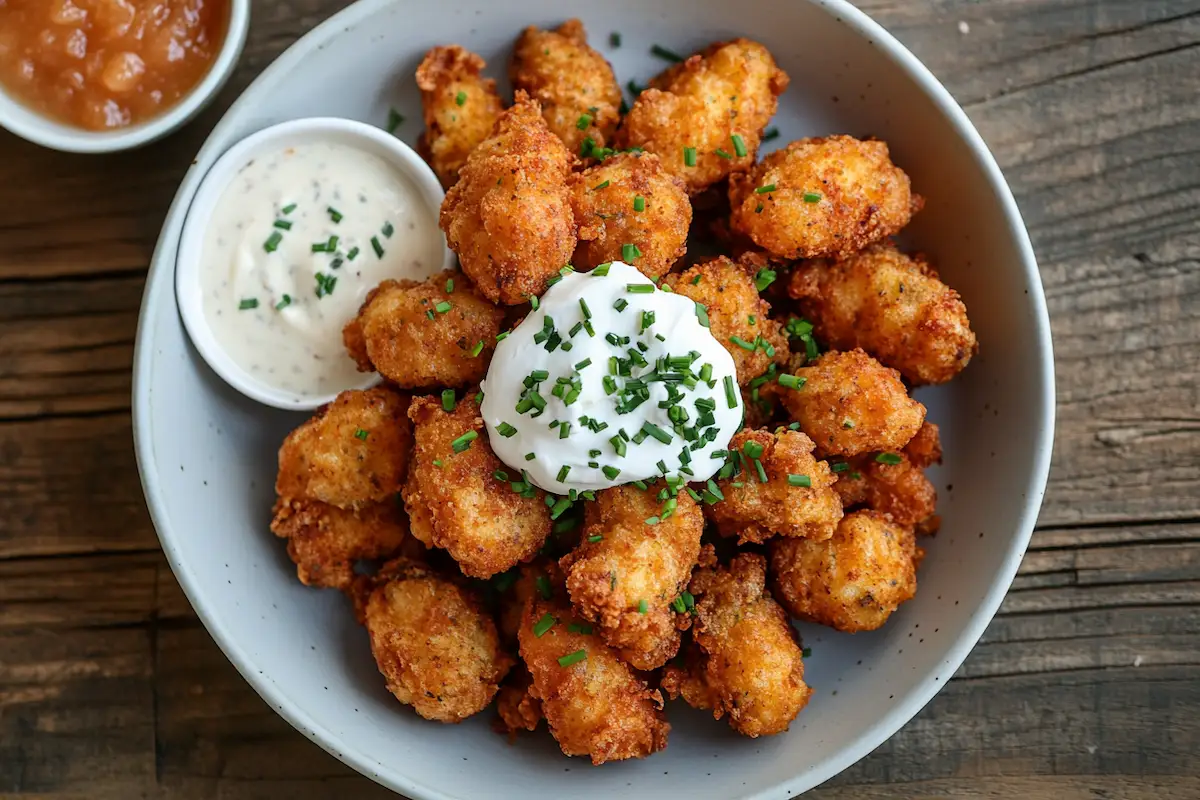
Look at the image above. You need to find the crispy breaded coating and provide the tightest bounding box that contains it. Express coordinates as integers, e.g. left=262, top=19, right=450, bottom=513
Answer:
left=403, top=396, right=551, bottom=578
left=776, top=349, right=925, bottom=457
left=661, top=553, right=810, bottom=737
left=275, top=387, right=412, bottom=510
left=904, top=421, right=942, bottom=469
left=559, top=484, right=703, bottom=670
left=570, top=152, right=691, bottom=280
left=617, top=39, right=789, bottom=193
left=416, top=46, right=506, bottom=188
left=665, top=256, right=789, bottom=385
left=510, top=20, right=622, bottom=156
left=708, top=429, right=842, bottom=544
left=270, top=498, right=409, bottom=590
left=770, top=510, right=920, bottom=633
left=361, top=559, right=512, bottom=722
left=497, top=559, right=565, bottom=646
left=788, top=244, right=976, bottom=384
left=494, top=665, right=543, bottom=737
left=519, top=598, right=669, bottom=764
left=832, top=452, right=937, bottom=528
left=440, top=94, right=577, bottom=305
left=729, top=136, right=921, bottom=259
left=343, top=271, right=504, bottom=390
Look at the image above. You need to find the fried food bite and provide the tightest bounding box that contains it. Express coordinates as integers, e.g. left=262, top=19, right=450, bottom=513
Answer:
left=904, top=421, right=942, bottom=469
left=440, top=93, right=578, bottom=305
left=496, top=558, right=565, bottom=646
left=662, top=553, right=811, bottom=737
left=665, top=256, right=789, bottom=384
left=494, top=664, right=543, bottom=737
left=708, top=428, right=842, bottom=544
left=343, top=271, right=505, bottom=390
left=416, top=46, right=506, bottom=188
left=519, top=598, right=670, bottom=763
left=771, top=510, right=920, bottom=633
left=559, top=483, right=703, bottom=670
left=510, top=19, right=622, bottom=156
left=570, top=152, right=691, bottom=280
left=729, top=135, right=921, bottom=259
left=832, top=452, right=937, bottom=528
left=776, top=349, right=925, bottom=457
left=359, top=558, right=512, bottom=722
left=402, top=396, right=551, bottom=578
left=616, top=39, right=788, bottom=193
left=788, top=244, right=977, bottom=384
left=275, top=387, right=412, bottom=510
left=270, top=498, right=410, bottom=590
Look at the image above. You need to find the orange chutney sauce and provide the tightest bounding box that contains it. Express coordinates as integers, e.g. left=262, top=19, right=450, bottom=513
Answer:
left=0, top=0, right=229, bottom=131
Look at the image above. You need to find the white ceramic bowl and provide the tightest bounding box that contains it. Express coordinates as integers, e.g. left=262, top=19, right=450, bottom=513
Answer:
left=0, top=0, right=250, bottom=153
left=133, top=1, right=1055, bottom=798
left=174, top=116, right=455, bottom=410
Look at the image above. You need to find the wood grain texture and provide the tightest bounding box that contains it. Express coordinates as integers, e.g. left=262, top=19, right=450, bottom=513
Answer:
left=0, top=0, right=1197, bottom=798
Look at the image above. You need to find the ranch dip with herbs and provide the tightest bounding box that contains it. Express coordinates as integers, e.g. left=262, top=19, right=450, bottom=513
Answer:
left=200, top=141, right=444, bottom=398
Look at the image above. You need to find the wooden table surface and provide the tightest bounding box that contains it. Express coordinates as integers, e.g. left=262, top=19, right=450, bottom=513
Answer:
left=2, top=1, right=1198, bottom=797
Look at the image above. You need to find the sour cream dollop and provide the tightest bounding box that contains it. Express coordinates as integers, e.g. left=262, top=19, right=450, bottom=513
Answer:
left=481, top=262, right=743, bottom=492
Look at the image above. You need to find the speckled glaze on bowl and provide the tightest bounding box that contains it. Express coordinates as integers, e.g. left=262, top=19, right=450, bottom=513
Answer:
left=132, top=1, right=1054, bottom=798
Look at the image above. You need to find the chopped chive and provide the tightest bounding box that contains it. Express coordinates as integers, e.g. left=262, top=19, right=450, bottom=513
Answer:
left=455, top=90, right=467, bottom=106
left=622, top=244, right=642, bottom=262
left=592, top=262, right=612, bottom=277
left=568, top=622, right=594, bottom=635
left=238, top=298, right=259, bottom=310
left=425, top=310, right=435, bottom=320
left=601, top=465, right=621, bottom=480
left=450, top=430, right=478, bottom=453
left=671, top=596, right=686, bottom=613
left=778, top=373, right=806, bottom=390
left=627, top=79, right=644, bottom=96
left=559, top=422, right=571, bottom=440
left=273, top=219, right=292, bottom=230
left=613, top=298, right=629, bottom=311
left=802, top=646, right=812, bottom=658
left=353, top=428, right=369, bottom=441
left=327, top=207, right=343, bottom=223
left=381, top=221, right=394, bottom=238
left=626, top=282, right=653, bottom=293
left=754, top=459, right=769, bottom=483
left=445, top=278, right=455, bottom=293
left=469, top=340, right=484, bottom=357
left=755, top=202, right=764, bottom=214
left=347, top=246, right=360, bottom=261
left=441, top=389, right=456, bottom=412
left=432, top=459, right=444, bottom=467
left=714, top=148, right=732, bottom=159
left=525, top=452, right=536, bottom=461
left=274, top=294, right=291, bottom=310
left=592, top=179, right=610, bottom=191
left=579, top=298, right=592, bottom=319
left=650, top=44, right=683, bottom=62
left=314, top=273, right=337, bottom=298
left=281, top=203, right=297, bottom=215
left=743, top=441, right=765, bottom=459
left=641, top=422, right=673, bottom=444
left=263, top=231, right=283, bottom=252
left=386, top=108, right=404, bottom=134
left=645, top=515, right=660, bottom=525
left=729, top=335, right=757, bottom=351
left=432, top=301, right=451, bottom=314
left=529, top=295, right=540, bottom=310
left=575, top=358, right=592, bottom=370
left=683, top=146, right=697, bottom=166
left=370, top=236, right=384, bottom=258
left=557, top=649, right=587, bottom=667
left=695, top=302, right=710, bottom=327
left=536, top=575, right=553, bottom=600
left=632, top=195, right=646, bottom=212
left=843, top=418, right=857, bottom=429
left=788, top=474, right=811, bottom=487
left=557, top=465, right=571, bottom=482
left=803, top=192, right=823, bottom=203
left=731, top=134, right=748, bottom=158
left=610, top=435, right=627, bottom=457
left=723, top=376, right=737, bottom=408
left=876, top=452, right=904, bottom=465
left=831, top=461, right=850, bottom=473
left=637, top=599, right=648, bottom=614
left=577, top=113, right=593, bottom=130
left=533, top=613, right=556, bottom=637
left=755, top=268, right=777, bottom=292
left=755, top=183, right=777, bottom=194
left=763, top=127, right=780, bottom=142
left=496, top=422, right=518, bottom=438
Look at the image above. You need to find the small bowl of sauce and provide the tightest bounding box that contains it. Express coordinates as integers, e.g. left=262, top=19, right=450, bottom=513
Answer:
left=176, top=117, right=457, bottom=410
left=0, top=0, right=249, bottom=152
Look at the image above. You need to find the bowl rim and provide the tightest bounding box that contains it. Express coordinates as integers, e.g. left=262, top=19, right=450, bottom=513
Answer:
left=172, top=115, right=454, bottom=411
left=131, top=0, right=1056, bottom=797
left=0, top=0, right=251, bottom=153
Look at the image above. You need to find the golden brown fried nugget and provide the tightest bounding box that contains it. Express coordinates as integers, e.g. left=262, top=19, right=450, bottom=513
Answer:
left=708, top=429, right=842, bottom=544
left=496, top=559, right=565, bottom=646
left=771, top=510, right=920, bottom=633
left=661, top=553, right=810, bottom=737
left=343, top=271, right=504, bottom=390
left=440, top=94, right=577, bottom=305
left=777, top=349, right=925, bottom=457
left=570, top=152, right=691, bottom=280
left=788, top=244, right=977, bottom=385
left=729, top=136, right=921, bottom=259
left=519, top=598, right=669, bottom=764
left=617, top=39, right=788, bottom=193
left=270, top=498, right=409, bottom=590
left=416, top=46, right=506, bottom=188
left=276, top=387, right=412, bottom=510
left=833, top=452, right=937, bottom=528
left=665, top=256, right=789, bottom=385
left=510, top=19, right=622, bottom=156
left=559, top=484, right=703, bottom=670
left=904, top=421, right=942, bottom=469
left=494, top=664, right=543, bottom=737
left=403, top=397, right=551, bottom=578
left=361, top=559, right=512, bottom=722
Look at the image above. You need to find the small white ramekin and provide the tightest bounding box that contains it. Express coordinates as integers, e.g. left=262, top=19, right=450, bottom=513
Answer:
left=0, top=0, right=250, bottom=153
left=174, top=116, right=455, bottom=411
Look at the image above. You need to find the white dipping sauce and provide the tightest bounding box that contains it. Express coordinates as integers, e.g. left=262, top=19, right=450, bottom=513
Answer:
left=481, top=262, right=743, bottom=493
left=200, top=141, right=444, bottom=398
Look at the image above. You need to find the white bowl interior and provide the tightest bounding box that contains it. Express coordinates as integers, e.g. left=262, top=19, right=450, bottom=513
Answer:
left=134, top=1, right=1053, bottom=798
